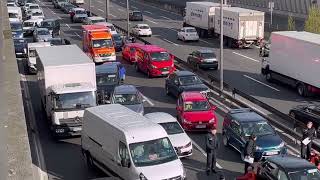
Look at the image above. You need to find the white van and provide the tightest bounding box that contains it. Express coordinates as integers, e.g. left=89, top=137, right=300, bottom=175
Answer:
left=95, top=22, right=118, bottom=35
left=8, top=6, right=22, bottom=22
left=81, top=104, right=186, bottom=180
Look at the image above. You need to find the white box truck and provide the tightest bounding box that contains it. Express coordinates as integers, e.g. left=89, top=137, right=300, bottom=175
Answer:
left=261, top=31, right=320, bottom=96
left=81, top=104, right=186, bottom=180
left=214, top=7, right=265, bottom=48
left=71, top=0, right=84, bottom=5
left=27, top=42, right=51, bottom=74
left=183, top=2, right=230, bottom=37
left=36, top=45, right=97, bottom=137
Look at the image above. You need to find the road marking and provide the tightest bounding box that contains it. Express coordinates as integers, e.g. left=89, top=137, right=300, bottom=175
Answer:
left=133, top=0, right=181, bottom=16
left=118, top=8, right=124, bottom=12
left=144, top=11, right=152, bottom=14
left=98, top=8, right=104, bottom=12
left=74, top=32, right=81, bottom=38
left=145, top=18, right=158, bottom=24
left=49, top=8, right=56, bottom=14
left=132, top=6, right=138, bottom=9
left=120, top=2, right=125, bottom=5
left=65, top=24, right=70, bottom=29
left=160, top=16, right=171, bottom=20
left=191, top=139, right=223, bottom=169
left=110, top=14, right=116, bottom=18
left=163, top=38, right=179, bottom=46
left=168, top=28, right=177, bottom=32
left=97, top=0, right=103, bottom=3
left=141, top=94, right=154, bottom=106
left=199, top=39, right=211, bottom=45
left=232, top=52, right=259, bottom=62
left=244, top=75, right=280, bottom=92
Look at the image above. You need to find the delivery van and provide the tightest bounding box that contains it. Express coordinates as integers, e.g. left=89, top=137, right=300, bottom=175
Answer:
left=81, top=104, right=186, bottom=180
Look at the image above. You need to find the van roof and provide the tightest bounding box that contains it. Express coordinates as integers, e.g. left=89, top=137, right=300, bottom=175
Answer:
left=144, top=112, right=177, bottom=124
left=139, top=44, right=166, bottom=52
left=86, top=104, right=168, bottom=144
left=218, top=7, right=264, bottom=14
left=272, top=31, right=320, bottom=46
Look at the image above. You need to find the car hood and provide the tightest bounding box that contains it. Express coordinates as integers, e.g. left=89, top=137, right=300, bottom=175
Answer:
left=136, top=159, right=183, bottom=180
left=183, top=110, right=214, bottom=122
left=23, top=26, right=34, bottom=30
left=256, top=134, right=283, bottom=149
left=124, top=104, right=144, bottom=114
left=181, top=83, right=208, bottom=92
left=169, top=133, right=190, bottom=148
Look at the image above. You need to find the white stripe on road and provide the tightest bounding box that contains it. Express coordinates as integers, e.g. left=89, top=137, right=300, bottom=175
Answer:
left=144, top=11, right=152, bottom=14
left=132, top=6, right=138, bottom=9
left=74, top=32, right=81, bottom=38
left=163, top=38, right=179, bottom=46
left=65, top=24, right=70, bottom=29
left=120, top=2, right=125, bottom=5
left=232, top=52, right=259, bottom=62
left=98, top=8, right=104, bottom=12
left=141, top=94, right=154, bottom=106
left=244, top=75, right=280, bottom=92
left=145, top=18, right=158, bottom=24
left=118, top=8, right=124, bottom=12
left=168, top=28, right=177, bottom=32
left=48, top=8, right=56, bottom=14
left=191, top=139, right=223, bottom=169
left=97, top=0, right=103, bottom=3
left=160, top=16, right=171, bottom=20
left=110, top=14, right=116, bottom=18
left=199, top=39, right=211, bottom=45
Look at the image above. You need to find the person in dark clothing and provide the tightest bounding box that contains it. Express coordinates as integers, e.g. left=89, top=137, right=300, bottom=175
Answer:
left=301, top=121, right=316, bottom=160
left=206, top=127, right=219, bottom=176
left=244, top=134, right=257, bottom=174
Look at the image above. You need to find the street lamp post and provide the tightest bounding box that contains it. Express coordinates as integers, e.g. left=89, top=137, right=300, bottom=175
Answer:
left=220, top=0, right=224, bottom=93
left=106, top=0, right=109, bottom=21
left=88, top=0, right=91, bottom=16
left=127, top=0, right=130, bottom=37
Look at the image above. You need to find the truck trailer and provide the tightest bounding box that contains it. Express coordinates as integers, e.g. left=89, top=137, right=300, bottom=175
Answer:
left=261, top=31, right=320, bottom=96
left=36, top=45, right=97, bottom=137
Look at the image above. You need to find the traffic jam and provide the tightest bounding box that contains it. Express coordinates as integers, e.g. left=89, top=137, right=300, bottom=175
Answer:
left=7, top=0, right=320, bottom=179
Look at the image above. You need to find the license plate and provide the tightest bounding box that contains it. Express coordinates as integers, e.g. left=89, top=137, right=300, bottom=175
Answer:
left=196, top=125, right=206, bottom=128
left=162, top=71, right=169, bottom=74
left=72, top=127, right=82, bottom=132
left=265, top=151, right=278, bottom=155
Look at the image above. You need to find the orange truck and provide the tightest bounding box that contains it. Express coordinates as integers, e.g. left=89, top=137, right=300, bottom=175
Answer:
left=82, top=25, right=116, bottom=63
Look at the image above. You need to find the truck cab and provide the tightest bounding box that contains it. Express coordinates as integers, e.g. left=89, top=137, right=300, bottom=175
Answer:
left=27, top=42, right=51, bottom=74
left=82, top=25, right=116, bottom=63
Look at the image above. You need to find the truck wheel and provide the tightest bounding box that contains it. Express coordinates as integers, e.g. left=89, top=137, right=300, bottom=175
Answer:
left=297, top=83, right=306, bottom=97
left=147, top=70, right=152, bottom=78
left=182, top=22, right=186, bottom=27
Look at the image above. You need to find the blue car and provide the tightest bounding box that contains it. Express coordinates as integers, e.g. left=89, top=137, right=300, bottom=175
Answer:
left=13, top=38, right=28, bottom=57
left=10, top=21, right=23, bottom=38
left=222, top=108, right=287, bottom=161
left=112, top=34, right=124, bottom=52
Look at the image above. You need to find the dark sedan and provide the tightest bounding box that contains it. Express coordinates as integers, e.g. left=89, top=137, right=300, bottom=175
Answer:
left=13, top=38, right=28, bottom=58
left=112, top=34, right=124, bottom=52
left=187, top=49, right=218, bottom=70
left=10, top=22, right=24, bottom=38
left=165, top=71, right=209, bottom=98
left=60, top=3, right=77, bottom=14
left=289, top=104, right=320, bottom=135
left=258, top=155, right=320, bottom=180
left=129, top=11, right=143, bottom=21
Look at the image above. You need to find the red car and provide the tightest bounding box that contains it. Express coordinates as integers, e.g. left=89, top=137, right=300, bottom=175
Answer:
left=122, top=43, right=144, bottom=63
left=176, top=91, right=217, bottom=131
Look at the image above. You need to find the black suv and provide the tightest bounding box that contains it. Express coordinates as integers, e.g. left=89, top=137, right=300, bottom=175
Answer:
left=39, top=19, right=61, bottom=37
left=129, top=11, right=143, bottom=21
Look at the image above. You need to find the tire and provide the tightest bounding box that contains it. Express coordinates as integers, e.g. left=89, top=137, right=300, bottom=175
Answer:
left=222, top=133, right=229, bottom=147
left=297, top=83, right=306, bottom=97
left=147, top=70, right=152, bottom=78
left=135, top=63, right=140, bottom=72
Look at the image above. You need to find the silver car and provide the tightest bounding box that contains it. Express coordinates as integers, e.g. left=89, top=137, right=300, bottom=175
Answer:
left=110, top=85, right=145, bottom=115
left=33, top=28, right=52, bottom=42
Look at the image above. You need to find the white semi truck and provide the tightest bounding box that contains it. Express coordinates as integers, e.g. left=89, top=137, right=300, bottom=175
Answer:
left=261, top=31, right=320, bottom=97
left=36, top=45, right=97, bottom=137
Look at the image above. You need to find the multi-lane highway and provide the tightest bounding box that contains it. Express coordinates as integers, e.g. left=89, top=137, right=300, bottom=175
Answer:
left=16, top=0, right=314, bottom=179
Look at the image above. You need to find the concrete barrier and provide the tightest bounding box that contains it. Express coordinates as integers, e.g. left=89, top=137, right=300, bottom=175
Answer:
left=0, top=1, right=34, bottom=180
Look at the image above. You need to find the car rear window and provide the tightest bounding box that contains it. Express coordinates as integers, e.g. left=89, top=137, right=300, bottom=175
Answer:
left=186, top=29, right=197, bottom=33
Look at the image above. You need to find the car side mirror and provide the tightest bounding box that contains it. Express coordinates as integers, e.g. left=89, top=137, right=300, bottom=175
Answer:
left=121, top=158, right=131, bottom=168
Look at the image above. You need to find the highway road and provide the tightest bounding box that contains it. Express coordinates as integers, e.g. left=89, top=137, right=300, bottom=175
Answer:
left=16, top=0, right=308, bottom=179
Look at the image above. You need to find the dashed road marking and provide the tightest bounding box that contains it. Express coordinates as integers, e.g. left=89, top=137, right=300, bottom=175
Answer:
left=118, top=8, right=124, bottom=12
left=110, top=14, right=116, bottom=18
left=98, top=8, right=104, bottom=12
left=163, top=38, right=179, bottom=46
left=244, top=75, right=280, bottom=92
left=232, top=52, right=259, bottom=62
left=160, top=16, right=171, bottom=20
left=74, top=32, right=81, bottom=38
left=141, top=94, right=154, bottom=106
left=144, top=11, right=152, bottom=14
left=65, top=24, right=70, bottom=29
left=145, top=18, right=158, bottom=24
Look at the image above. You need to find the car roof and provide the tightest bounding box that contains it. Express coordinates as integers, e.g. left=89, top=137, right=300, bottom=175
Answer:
left=175, top=70, right=196, bottom=77
left=183, top=27, right=196, bottom=30
left=132, top=10, right=141, bottom=13
left=197, top=49, right=214, bottom=53
left=144, top=112, right=178, bottom=124
left=95, top=22, right=113, bottom=26
left=228, top=108, right=266, bottom=122
left=95, top=63, right=119, bottom=74
left=73, top=7, right=85, bottom=11
left=114, top=85, right=138, bottom=94
left=267, top=155, right=317, bottom=172
left=139, top=44, right=165, bottom=52
left=137, top=24, right=149, bottom=27
left=181, top=91, right=207, bottom=101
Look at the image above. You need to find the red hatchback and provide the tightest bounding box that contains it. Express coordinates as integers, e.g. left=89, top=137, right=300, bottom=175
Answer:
left=176, top=91, right=217, bottom=131
left=122, top=43, right=144, bottom=63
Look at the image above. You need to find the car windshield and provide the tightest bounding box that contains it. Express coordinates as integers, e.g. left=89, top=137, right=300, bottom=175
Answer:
left=96, top=74, right=118, bottom=85
left=55, top=91, right=96, bottom=109
left=48, top=39, right=63, bottom=45
left=139, top=25, right=149, bottom=29
left=184, top=100, right=210, bottom=112
left=186, top=28, right=196, bottom=33
left=159, top=122, right=184, bottom=135
left=150, top=52, right=170, bottom=61
left=129, top=137, right=177, bottom=167
left=92, top=39, right=113, bottom=48
left=113, top=93, right=141, bottom=105
left=28, top=49, right=36, bottom=57
left=23, top=21, right=35, bottom=27
left=10, top=23, right=22, bottom=31
left=241, top=121, right=275, bottom=136
left=29, top=5, right=39, bottom=9
left=41, top=21, right=53, bottom=28
left=112, top=35, right=122, bottom=41
left=133, top=12, right=142, bottom=16
left=75, top=10, right=86, bottom=14
left=9, top=13, right=18, bottom=18
left=288, top=168, right=320, bottom=180
left=92, top=19, right=105, bottom=24
left=201, top=52, right=216, bottom=58
left=178, top=75, right=202, bottom=85
left=38, top=29, right=49, bottom=35
left=32, top=12, right=43, bottom=16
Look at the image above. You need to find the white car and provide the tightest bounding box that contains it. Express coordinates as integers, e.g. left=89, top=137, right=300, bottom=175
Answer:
left=144, top=112, right=193, bottom=158
left=177, top=27, right=199, bottom=41
left=28, top=4, right=41, bottom=11
left=23, top=3, right=33, bottom=13
left=7, top=2, right=17, bottom=6
left=83, top=16, right=106, bottom=25
left=95, top=22, right=117, bottom=35
left=23, top=19, right=42, bottom=35
left=131, top=24, right=152, bottom=37
left=29, top=10, right=45, bottom=20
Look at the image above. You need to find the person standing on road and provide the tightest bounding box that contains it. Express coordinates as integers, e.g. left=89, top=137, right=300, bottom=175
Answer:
left=244, top=134, right=257, bottom=174
left=206, top=126, right=219, bottom=176
left=118, top=64, right=126, bottom=83
left=301, top=121, right=316, bottom=160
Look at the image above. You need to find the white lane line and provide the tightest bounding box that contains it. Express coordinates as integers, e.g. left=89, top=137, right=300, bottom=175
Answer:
left=168, top=28, right=177, bottom=32
left=97, top=0, right=103, bottom=3
left=199, top=39, right=211, bottom=45
left=110, top=14, right=116, bottom=18
left=163, top=38, right=179, bottom=46
left=232, top=52, right=259, bottom=62
left=145, top=18, right=158, bottom=24
left=141, top=94, right=154, bottom=106
left=98, top=8, right=104, bottom=12
left=74, top=32, right=81, bottom=38
left=48, top=8, right=56, bottom=14
left=65, top=24, right=70, bottom=29
left=120, top=2, right=125, bottom=5
left=191, top=139, right=223, bottom=169
left=132, top=6, right=138, bottom=9
left=160, top=16, right=171, bottom=20
left=244, top=75, right=280, bottom=92
left=118, top=8, right=124, bottom=12
left=144, top=11, right=152, bottom=14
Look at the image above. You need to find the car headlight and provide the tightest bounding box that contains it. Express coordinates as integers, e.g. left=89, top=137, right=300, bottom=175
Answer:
left=139, top=173, right=148, bottom=180
left=278, top=142, right=285, bottom=148
left=256, top=146, right=263, bottom=150
left=182, top=117, right=192, bottom=125
left=23, top=48, right=27, bottom=53
left=209, top=117, right=215, bottom=124
left=111, top=52, right=115, bottom=56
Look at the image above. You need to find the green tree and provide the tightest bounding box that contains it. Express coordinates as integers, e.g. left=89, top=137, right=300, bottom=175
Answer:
left=304, top=5, right=320, bottom=34
left=287, top=15, right=295, bottom=31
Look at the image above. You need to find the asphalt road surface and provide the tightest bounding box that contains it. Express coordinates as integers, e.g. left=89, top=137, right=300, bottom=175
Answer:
left=18, top=0, right=309, bottom=179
